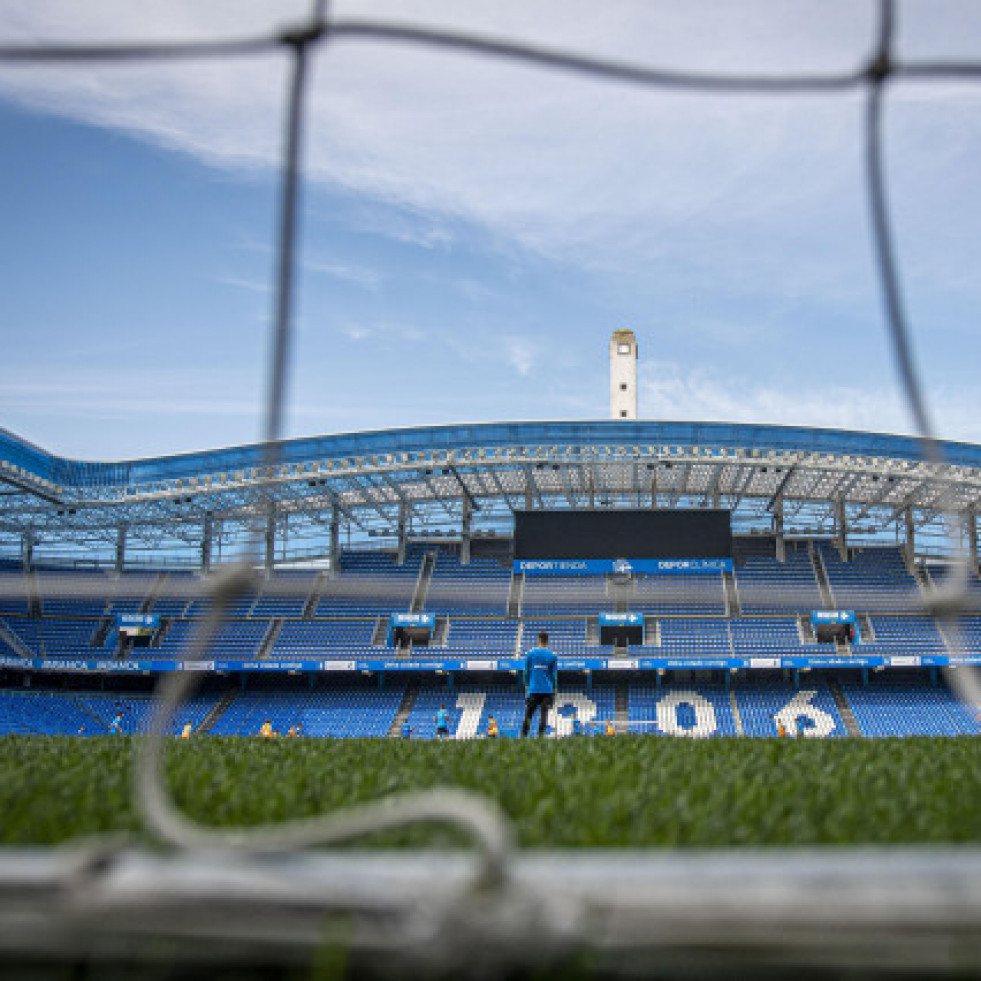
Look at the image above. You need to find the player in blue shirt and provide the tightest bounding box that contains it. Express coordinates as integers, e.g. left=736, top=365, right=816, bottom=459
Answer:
left=520, top=630, right=558, bottom=738
left=435, top=705, right=451, bottom=740
left=571, top=716, right=583, bottom=736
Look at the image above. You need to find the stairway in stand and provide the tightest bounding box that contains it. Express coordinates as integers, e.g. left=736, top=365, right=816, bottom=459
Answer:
left=387, top=683, right=418, bottom=737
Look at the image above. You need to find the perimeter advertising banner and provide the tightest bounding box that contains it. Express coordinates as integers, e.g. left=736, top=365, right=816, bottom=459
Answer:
left=515, top=558, right=733, bottom=575
left=2, top=653, right=975, bottom=675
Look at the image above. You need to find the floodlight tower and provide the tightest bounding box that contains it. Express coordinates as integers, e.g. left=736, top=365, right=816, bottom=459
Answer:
left=610, top=329, right=638, bottom=419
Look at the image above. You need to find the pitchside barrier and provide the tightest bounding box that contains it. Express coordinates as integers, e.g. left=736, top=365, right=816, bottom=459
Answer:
left=2, top=0, right=981, bottom=974
left=3, top=653, right=980, bottom=674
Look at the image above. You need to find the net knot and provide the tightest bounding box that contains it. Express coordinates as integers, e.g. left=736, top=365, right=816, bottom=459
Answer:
left=867, top=52, right=892, bottom=84
left=279, top=22, right=327, bottom=50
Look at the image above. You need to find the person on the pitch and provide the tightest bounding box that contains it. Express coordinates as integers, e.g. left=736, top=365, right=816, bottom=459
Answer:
left=571, top=715, right=583, bottom=736
left=520, top=630, right=557, bottom=738
left=435, top=704, right=451, bottom=740
left=401, top=721, right=414, bottom=739
left=486, top=715, right=499, bottom=738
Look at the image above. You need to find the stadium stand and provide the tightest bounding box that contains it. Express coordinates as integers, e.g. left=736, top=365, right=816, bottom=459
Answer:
left=734, top=680, right=848, bottom=738
left=520, top=618, right=594, bottom=654
left=630, top=572, right=726, bottom=615
left=425, top=548, right=511, bottom=614
left=272, top=620, right=377, bottom=657
left=0, top=670, right=977, bottom=738
left=208, top=683, right=405, bottom=738
left=521, top=575, right=610, bottom=616
left=2, top=536, right=980, bottom=738
left=442, top=619, right=519, bottom=653
left=628, top=683, right=739, bottom=737
left=840, top=674, right=980, bottom=737
left=315, top=550, right=420, bottom=616
left=74, top=692, right=218, bottom=735
left=735, top=539, right=823, bottom=614
left=0, top=688, right=218, bottom=735
left=729, top=617, right=809, bottom=656
left=0, top=690, right=93, bottom=735
left=818, top=543, right=920, bottom=612
left=405, top=682, right=616, bottom=739
left=859, top=616, right=946, bottom=655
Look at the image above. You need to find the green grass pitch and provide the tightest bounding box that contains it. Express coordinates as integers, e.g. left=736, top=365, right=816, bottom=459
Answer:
left=1, top=735, right=979, bottom=848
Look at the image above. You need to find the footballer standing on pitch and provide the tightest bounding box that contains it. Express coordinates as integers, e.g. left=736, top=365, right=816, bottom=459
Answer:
left=520, top=630, right=558, bottom=738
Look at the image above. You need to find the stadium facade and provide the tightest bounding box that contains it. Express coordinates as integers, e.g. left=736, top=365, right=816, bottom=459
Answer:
left=2, top=418, right=980, bottom=740
left=3, top=419, right=981, bottom=569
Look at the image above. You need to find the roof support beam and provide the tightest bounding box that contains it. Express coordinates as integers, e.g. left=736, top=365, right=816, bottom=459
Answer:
left=886, top=480, right=932, bottom=526
left=351, top=475, right=403, bottom=526
left=397, top=499, right=408, bottom=565
left=728, top=465, right=756, bottom=511
left=850, top=477, right=900, bottom=524
left=558, top=466, right=578, bottom=509
left=968, top=505, right=979, bottom=573
left=447, top=464, right=479, bottom=513
left=773, top=495, right=786, bottom=563
left=21, top=529, right=35, bottom=572
left=486, top=467, right=516, bottom=513
left=329, top=507, right=340, bottom=577
left=201, top=511, right=214, bottom=573
left=115, top=524, right=127, bottom=574
left=325, top=488, right=369, bottom=534
left=703, top=461, right=725, bottom=508
left=835, top=498, right=848, bottom=561
left=523, top=465, right=543, bottom=510
left=460, top=494, right=473, bottom=566
left=669, top=463, right=692, bottom=507
left=264, top=504, right=276, bottom=573
left=0, top=473, right=64, bottom=507
left=419, top=473, right=457, bottom=521
left=378, top=471, right=417, bottom=518
left=903, top=504, right=915, bottom=570
left=766, top=465, right=798, bottom=513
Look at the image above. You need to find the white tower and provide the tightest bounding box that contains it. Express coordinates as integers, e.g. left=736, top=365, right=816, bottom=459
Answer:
left=610, top=329, right=638, bottom=419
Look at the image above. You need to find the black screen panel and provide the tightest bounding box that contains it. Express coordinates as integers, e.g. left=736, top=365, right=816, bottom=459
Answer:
left=514, top=509, right=732, bottom=560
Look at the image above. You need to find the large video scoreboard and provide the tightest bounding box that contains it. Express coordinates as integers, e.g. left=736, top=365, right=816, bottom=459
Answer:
left=514, top=509, right=732, bottom=561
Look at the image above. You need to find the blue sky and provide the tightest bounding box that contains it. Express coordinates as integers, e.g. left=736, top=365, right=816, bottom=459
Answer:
left=1, top=0, right=980, bottom=461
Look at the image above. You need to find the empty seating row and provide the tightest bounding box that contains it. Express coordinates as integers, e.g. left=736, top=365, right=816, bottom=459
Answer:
left=0, top=677, right=975, bottom=738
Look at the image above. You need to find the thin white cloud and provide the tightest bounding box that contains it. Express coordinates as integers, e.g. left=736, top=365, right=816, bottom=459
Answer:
left=303, top=257, right=383, bottom=289
left=502, top=336, right=537, bottom=376
left=638, top=360, right=981, bottom=442
left=0, top=1, right=975, bottom=309
left=341, top=323, right=373, bottom=341
left=336, top=319, right=428, bottom=344
left=2, top=0, right=980, bottom=455
left=0, top=379, right=260, bottom=419
left=214, top=273, right=271, bottom=294
left=0, top=4, right=899, bottom=260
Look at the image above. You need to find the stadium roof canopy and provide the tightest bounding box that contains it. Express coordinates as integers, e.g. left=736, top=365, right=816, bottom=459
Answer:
left=2, top=420, right=980, bottom=568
